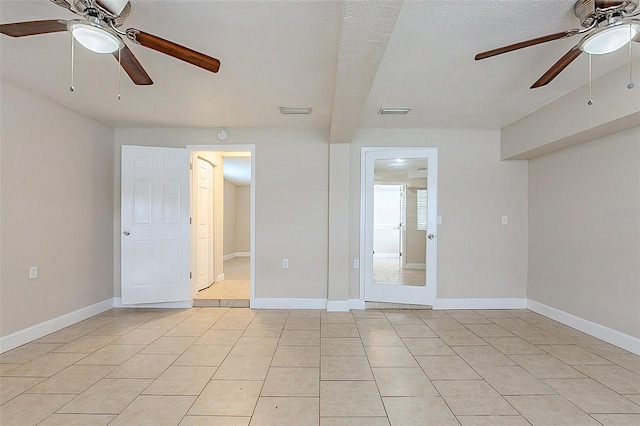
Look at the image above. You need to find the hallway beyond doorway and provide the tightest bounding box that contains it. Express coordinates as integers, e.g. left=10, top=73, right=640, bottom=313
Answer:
left=194, top=257, right=250, bottom=307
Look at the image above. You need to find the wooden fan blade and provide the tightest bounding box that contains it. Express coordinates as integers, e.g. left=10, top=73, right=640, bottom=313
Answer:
left=0, top=20, right=67, bottom=37
left=475, top=30, right=579, bottom=60
left=531, top=45, right=582, bottom=89
left=114, top=45, right=153, bottom=85
left=129, top=30, right=220, bottom=73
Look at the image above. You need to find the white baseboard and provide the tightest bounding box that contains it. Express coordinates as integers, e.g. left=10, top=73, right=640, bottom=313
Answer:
left=373, top=253, right=399, bottom=258
left=250, top=298, right=327, bottom=310
left=404, top=263, right=426, bottom=270
left=327, top=300, right=350, bottom=312
left=433, top=298, right=527, bottom=310
left=0, top=299, right=113, bottom=353
left=223, top=252, right=251, bottom=261
left=527, top=299, right=640, bottom=355
left=113, top=297, right=192, bottom=309
left=217, top=273, right=225, bottom=282
left=349, top=299, right=366, bottom=310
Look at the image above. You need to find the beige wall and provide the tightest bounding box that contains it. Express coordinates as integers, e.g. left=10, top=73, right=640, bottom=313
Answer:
left=113, top=128, right=329, bottom=299
left=349, top=129, right=529, bottom=300
left=1, top=81, right=114, bottom=337
left=528, top=127, right=640, bottom=339
left=223, top=180, right=250, bottom=257
left=223, top=179, right=237, bottom=256
left=236, top=185, right=251, bottom=253
left=405, top=187, right=426, bottom=265
left=502, top=62, right=640, bottom=160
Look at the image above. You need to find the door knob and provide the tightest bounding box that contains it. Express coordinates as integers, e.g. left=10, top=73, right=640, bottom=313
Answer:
left=428, top=234, right=435, bottom=240
left=123, top=231, right=130, bottom=236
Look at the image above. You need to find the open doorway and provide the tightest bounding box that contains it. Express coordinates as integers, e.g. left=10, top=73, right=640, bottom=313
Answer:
left=189, top=148, right=254, bottom=307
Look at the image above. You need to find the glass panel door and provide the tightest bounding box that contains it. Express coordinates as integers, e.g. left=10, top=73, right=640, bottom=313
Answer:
left=363, top=148, right=438, bottom=305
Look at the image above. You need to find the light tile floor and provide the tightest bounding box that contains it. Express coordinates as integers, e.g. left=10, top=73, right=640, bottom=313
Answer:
left=195, top=257, right=250, bottom=301
left=1, top=308, right=639, bottom=425
left=373, top=256, right=426, bottom=286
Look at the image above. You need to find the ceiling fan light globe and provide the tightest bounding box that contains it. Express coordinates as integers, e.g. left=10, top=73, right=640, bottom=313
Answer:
left=69, top=23, right=123, bottom=54
left=581, top=24, right=637, bottom=55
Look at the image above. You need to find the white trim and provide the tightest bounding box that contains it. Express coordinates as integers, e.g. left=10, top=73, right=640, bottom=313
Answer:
left=250, top=298, right=327, bottom=310
left=0, top=299, right=113, bottom=353
left=223, top=252, right=251, bottom=261
left=373, top=253, right=400, bottom=258
left=217, top=273, right=225, bottom=282
left=404, top=263, right=426, bottom=270
left=113, top=297, right=192, bottom=309
left=527, top=299, right=640, bottom=355
left=349, top=299, right=366, bottom=310
left=433, top=298, right=527, bottom=310
left=327, top=300, right=350, bottom=312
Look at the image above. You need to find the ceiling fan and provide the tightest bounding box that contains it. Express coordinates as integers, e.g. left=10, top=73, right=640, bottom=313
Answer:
left=0, top=0, right=220, bottom=86
left=475, top=0, right=640, bottom=89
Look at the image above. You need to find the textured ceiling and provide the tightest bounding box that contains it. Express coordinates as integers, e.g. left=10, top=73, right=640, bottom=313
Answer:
left=1, top=0, right=638, bottom=132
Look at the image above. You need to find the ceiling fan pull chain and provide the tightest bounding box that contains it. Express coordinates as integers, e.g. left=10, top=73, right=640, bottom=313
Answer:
left=587, top=54, right=593, bottom=106
left=118, top=47, right=122, bottom=100
left=70, top=33, right=75, bottom=92
left=628, top=25, right=635, bottom=90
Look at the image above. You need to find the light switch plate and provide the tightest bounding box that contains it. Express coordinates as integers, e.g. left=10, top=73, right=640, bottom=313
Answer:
left=282, top=259, right=289, bottom=269
left=29, top=266, right=38, bottom=279
left=501, top=215, right=509, bottom=225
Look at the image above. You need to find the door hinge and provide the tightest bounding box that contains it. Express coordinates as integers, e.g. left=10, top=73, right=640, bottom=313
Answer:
left=189, top=217, right=192, bottom=224
left=190, top=162, right=193, bottom=170
left=190, top=272, right=192, bottom=279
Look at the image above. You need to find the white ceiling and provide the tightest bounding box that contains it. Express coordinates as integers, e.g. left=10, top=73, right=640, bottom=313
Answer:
left=1, top=0, right=638, bottom=133
left=223, top=156, right=251, bottom=186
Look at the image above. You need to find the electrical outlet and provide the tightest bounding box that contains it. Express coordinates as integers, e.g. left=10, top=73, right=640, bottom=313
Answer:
left=501, top=215, right=509, bottom=225
left=282, top=258, right=289, bottom=269
left=353, top=259, right=359, bottom=269
left=29, top=266, right=38, bottom=279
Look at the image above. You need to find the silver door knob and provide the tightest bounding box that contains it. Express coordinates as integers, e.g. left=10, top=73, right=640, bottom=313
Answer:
left=428, top=234, right=435, bottom=240
left=123, top=231, right=130, bottom=236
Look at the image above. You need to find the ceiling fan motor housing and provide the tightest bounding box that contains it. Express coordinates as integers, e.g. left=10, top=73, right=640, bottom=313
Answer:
left=575, top=0, right=638, bottom=27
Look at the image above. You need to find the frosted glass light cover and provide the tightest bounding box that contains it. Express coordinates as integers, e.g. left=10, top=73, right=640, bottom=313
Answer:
left=581, top=25, right=637, bottom=55
left=71, top=24, right=122, bottom=54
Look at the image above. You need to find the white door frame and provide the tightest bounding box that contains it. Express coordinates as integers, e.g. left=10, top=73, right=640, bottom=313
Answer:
left=359, top=147, right=438, bottom=305
left=187, top=144, right=256, bottom=301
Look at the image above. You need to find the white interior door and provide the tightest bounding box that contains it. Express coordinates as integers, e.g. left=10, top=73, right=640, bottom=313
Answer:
left=363, top=148, right=438, bottom=305
left=121, top=145, right=190, bottom=304
left=196, top=158, right=215, bottom=291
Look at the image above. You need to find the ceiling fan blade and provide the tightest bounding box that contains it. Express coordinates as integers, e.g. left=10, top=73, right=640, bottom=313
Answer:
left=475, top=30, right=579, bottom=60
left=530, top=45, right=582, bottom=89
left=114, top=45, right=153, bottom=85
left=128, top=30, right=220, bottom=73
left=0, top=20, right=67, bottom=37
